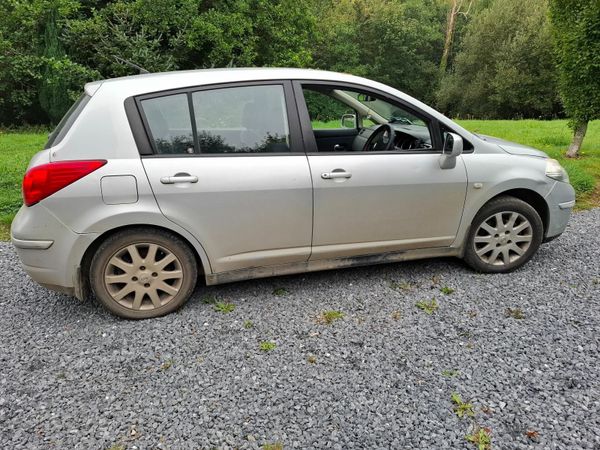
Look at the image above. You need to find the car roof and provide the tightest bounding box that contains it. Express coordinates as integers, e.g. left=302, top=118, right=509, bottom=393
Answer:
left=85, top=67, right=376, bottom=97
left=82, top=67, right=480, bottom=145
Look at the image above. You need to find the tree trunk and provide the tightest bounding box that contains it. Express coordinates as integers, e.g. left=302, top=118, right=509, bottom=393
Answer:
left=440, top=0, right=459, bottom=74
left=566, top=120, right=588, bottom=158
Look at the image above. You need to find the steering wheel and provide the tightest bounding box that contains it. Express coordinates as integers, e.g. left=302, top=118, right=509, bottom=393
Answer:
left=363, top=124, right=395, bottom=152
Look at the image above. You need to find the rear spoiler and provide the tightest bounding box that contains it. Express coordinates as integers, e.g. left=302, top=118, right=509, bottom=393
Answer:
left=84, top=81, right=103, bottom=97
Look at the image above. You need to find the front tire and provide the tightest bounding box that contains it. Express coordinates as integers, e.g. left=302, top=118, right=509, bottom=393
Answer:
left=464, top=196, right=543, bottom=273
left=90, top=228, right=197, bottom=319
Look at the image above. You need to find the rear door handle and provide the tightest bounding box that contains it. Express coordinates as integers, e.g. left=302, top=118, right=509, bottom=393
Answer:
left=321, top=171, right=352, bottom=180
left=160, top=173, right=199, bottom=184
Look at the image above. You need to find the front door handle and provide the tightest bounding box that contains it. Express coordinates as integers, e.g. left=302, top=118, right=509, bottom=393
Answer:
left=321, top=171, right=352, bottom=180
left=160, top=173, right=199, bottom=184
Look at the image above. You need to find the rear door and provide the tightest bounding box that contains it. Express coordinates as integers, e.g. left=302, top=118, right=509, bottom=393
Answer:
left=136, top=81, right=313, bottom=274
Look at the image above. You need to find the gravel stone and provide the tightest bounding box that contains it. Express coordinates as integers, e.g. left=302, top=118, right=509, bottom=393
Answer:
left=1, top=209, right=599, bottom=449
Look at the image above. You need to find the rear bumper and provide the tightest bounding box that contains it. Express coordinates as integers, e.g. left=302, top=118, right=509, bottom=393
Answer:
left=545, top=181, right=576, bottom=240
left=10, top=204, right=98, bottom=298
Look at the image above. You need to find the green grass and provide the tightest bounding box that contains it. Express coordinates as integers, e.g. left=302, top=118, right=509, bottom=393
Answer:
left=259, top=341, right=276, bottom=352
left=316, top=310, right=345, bottom=325
left=0, top=120, right=599, bottom=240
left=213, top=301, right=235, bottom=314
left=272, top=287, right=289, bottom=296
left=0, top=132, right=47, bottom=240
left=440, top=286, right=455, bottom=295
left=416, top=298, right=439, bottom=315
left=451, top=392, right=475, bottom=419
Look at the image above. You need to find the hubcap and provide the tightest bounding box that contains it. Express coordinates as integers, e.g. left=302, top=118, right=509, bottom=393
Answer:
left=473, top=211, right=533, bottom=266
left=104, top=243, right=183, bottom=311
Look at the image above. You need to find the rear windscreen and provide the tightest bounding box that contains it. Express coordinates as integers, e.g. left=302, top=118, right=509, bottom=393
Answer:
left=44, top=94, right=91, bottom=149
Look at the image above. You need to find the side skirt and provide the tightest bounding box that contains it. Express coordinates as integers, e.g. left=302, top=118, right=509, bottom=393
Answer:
left=205, top=247, right=461, bottom=286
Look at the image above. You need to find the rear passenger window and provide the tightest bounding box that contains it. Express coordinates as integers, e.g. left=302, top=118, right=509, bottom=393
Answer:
left=192, top=85, right=290, bottom=153
left=141, top=94, right=194, bottom=154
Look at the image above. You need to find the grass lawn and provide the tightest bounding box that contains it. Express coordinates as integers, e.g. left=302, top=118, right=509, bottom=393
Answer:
left=0, top=132, right=47, bottom=240
left=0, top=120, right=599, bottom=240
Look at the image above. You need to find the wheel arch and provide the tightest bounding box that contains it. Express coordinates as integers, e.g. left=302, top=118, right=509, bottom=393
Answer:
left=456, top=185, right=551, bottom=257
left=488, top=188, right=549, bottom=235
left=78, top=224, right=210, bottom=300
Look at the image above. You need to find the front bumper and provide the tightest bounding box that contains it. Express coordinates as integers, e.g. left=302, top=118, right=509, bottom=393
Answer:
left=10, top=204, right=98, bottom=298
left=544, top=180, right=576, bottom=240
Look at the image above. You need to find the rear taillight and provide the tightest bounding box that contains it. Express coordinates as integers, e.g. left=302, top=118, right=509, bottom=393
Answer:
left=22, top=160, right=107, bottom=206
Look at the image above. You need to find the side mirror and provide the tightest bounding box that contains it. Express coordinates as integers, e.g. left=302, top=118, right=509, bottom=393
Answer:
left=341, top=113, right=357, bottom=129
left=439, top=132, right=463, bottom=169
left=357, top=93, right=376, bottom=102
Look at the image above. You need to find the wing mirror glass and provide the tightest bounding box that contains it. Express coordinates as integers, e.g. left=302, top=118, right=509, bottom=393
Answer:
left=440, top=132, right=463, bottom=169
left=357, top=93, right=376, bottom=102
left=341, top=113, right=357, bottom=129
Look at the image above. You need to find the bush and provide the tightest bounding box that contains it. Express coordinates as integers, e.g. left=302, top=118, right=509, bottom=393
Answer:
left=437, top=0, right=561, bottom=119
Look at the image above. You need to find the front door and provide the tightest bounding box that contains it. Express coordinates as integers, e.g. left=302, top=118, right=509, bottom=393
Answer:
left=295, top=82, right=468, bottom=260
left=139, top=82, right=313, bottom=273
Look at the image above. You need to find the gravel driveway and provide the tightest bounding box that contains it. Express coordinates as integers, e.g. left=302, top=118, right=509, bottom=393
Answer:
left=1, top=209, right=599, bottom=450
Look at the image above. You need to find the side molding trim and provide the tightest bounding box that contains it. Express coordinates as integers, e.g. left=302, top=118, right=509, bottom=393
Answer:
left=206, top=246, right=460, bottom=285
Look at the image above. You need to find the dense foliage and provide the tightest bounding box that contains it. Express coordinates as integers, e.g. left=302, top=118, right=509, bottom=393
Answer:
left=0, top=1, right=99, bottom=124
left=311, top=0, right=445, bottom=105
left=549, top=0, right=600, bottom=156
left=550, top=0, right=600, bottom=125
left=437, top=0, right=560, bottom=119
left=0, top=0, right=597, bottom=131
left=0, top=0, right=315, bottom=124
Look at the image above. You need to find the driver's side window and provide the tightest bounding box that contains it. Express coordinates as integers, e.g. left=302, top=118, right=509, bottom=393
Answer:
left=303, top=89, right=358, bottom=130
left=301, top=84, right=434, bottom=153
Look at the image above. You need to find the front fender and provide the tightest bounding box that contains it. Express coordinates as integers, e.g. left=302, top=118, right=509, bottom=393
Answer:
left=454, top=153, right=552, bottom=249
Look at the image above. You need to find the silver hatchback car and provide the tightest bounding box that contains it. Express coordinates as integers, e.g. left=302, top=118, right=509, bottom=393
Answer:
left=11, top=68, right=575, bottom=319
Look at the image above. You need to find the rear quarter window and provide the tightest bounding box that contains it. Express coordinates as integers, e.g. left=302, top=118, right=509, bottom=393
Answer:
left=140, top=94, right=195, bottom=154
left=44, top=94, right=91, bottom=149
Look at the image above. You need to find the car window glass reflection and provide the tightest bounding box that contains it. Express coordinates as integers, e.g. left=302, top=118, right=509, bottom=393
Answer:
left=141, top=94, right=194, bottom=154
left=192, top=85, right=290, bottom=153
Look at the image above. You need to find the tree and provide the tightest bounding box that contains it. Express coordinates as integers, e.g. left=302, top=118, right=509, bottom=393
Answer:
left=0, top=0, right=316, bottom=125
left=437, top=0, right=560, bottom=119
left=39, top=6, right=74, bottom=122
left=185, top=0, right=314, bottom=68
left=549, top=0, right=600, bottom=158
left=439, top=0, right=475, bottom=75
left=65, top=0, right=315, bottom=73
left=312, top=0, right=445, bottom=103
left=0, top=0, right=97, bottom=125
left=65, top=0, right=186, bottom=77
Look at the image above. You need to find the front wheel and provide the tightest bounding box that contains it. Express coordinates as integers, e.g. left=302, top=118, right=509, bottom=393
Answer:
left=90, top=228, right=198, bottom=319
left=464, top=196, right=544, bottom=273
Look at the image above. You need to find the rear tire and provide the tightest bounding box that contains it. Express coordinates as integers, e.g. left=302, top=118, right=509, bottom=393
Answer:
left=464, top=196, right=543, bottom=273
left=90, top=228, right=197, bottom=319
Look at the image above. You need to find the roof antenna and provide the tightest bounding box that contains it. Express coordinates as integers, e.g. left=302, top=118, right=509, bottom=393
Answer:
left=113, top=56, right=150, bottom=74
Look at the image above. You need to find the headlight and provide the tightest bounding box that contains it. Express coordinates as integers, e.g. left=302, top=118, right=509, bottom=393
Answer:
left=545, top=158, right=569, bottom=182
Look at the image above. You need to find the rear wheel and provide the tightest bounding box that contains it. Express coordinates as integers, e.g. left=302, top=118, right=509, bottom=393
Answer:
left=90, top=228, right=197, bottom=319
left=464, top=196, right=543, bottom=273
